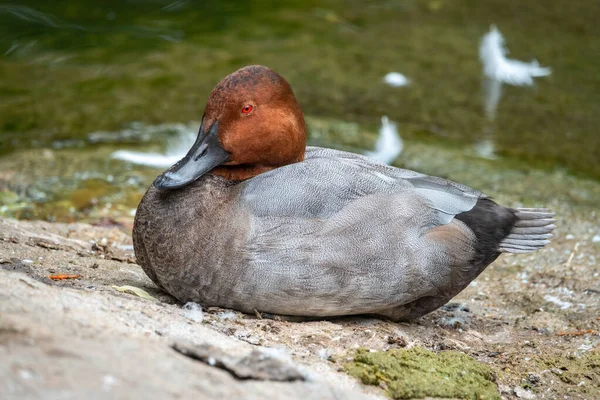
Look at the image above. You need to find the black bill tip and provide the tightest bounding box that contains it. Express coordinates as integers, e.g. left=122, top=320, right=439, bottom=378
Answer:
left=153, top=122, right=229, bottom=190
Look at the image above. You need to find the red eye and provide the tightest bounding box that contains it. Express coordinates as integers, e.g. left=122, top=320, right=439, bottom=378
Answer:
left=242, top=104, right=254, bottom=114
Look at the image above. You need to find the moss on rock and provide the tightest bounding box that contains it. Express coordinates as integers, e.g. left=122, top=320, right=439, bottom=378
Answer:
left=344, top=347, right=500, bottom=399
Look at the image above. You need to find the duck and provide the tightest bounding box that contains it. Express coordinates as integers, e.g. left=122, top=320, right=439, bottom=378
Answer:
left=133, top=65, right=555, bottom=321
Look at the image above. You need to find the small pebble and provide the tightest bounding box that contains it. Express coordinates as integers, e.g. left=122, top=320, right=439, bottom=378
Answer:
left=387, top=335, right=408, bottom=347
left=527, top=373, right=541, bottom=384
left=217, top=311, right=237, bottom=321
left=18, top=369, right=33, bottom=380
left=317, top=348, right=330, bottom=360
left=102, top=375, right=117, bottom=392
left=514, top=386, right=536, bottom=399
left=182, top=302, right=203, bottom=322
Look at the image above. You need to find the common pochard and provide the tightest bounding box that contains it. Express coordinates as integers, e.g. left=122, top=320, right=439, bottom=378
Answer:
left=133, top=65, right=555, bottom=321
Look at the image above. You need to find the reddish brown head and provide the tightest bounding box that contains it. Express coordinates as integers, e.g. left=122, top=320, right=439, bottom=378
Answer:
left=154, top=65, right=307, bottom=188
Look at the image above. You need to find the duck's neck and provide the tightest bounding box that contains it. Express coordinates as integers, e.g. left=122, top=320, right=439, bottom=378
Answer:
left=210, top=165, right=274, bottom=181
left=210, top=153, right=305, bottom=181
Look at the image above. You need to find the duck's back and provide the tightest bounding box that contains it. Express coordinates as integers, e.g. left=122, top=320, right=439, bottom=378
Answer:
left=233, top=147, right=487, bottom=319
left=134, top=147, right=545, bottom=320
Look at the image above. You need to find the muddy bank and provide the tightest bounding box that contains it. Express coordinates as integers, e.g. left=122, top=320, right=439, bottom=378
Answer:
left=0, top=210, right=598, bottom=399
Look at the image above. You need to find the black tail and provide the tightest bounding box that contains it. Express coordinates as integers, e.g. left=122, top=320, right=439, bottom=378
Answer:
left=455, top=199, right=555, bottom=266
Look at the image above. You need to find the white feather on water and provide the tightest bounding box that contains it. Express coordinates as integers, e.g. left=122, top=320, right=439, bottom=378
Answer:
left=480, top=25, right=551, bottom=86
left=473, top=138, right=497, bottom=160
left=364, top=116, right=403, bottom=164
left=383, top=72, right=410, bottom=87
left=110, top=151, right=182, bottom=167
left=111, top=128, right=195, bottom=168
left=477, top=25, right=552, bottom=156
left=482, top=75, right=503, bottom=121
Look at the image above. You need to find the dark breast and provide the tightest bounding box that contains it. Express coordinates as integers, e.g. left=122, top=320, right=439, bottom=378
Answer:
left=133, top=175, right=249, bottom=304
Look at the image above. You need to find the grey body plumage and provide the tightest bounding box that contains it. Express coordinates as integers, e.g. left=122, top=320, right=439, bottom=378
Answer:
left=133, top=147, right=554, bottom=321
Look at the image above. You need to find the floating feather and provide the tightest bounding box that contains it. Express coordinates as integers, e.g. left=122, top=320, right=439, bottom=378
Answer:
left=480, top=25, right=551, bottom=86
left=111, top=128, right=195, bottom=168
left=383, top=72, right=410, bottom=87
left=364, top=116, right=403, bottom=164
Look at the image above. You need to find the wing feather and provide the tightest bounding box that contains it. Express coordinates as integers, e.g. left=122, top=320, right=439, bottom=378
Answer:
left=240, top=147, right=483, bottom=225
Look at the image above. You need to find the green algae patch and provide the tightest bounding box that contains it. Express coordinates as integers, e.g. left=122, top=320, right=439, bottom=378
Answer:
left=344, top=347, right=500, bottom=399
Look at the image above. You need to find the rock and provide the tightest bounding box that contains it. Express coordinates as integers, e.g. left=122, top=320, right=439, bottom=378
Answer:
left=0, top=270, right=372, bottom=400
left=514, top=386, right=536, bottom=399
left=527, top=373, right=541, bottom=385
left=386, top=335, right=407, bottom=347
left=171, top=340, right=306, bottom=382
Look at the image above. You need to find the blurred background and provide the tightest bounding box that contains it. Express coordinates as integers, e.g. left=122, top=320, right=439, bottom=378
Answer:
left=0, top=0, right=598, bottom=225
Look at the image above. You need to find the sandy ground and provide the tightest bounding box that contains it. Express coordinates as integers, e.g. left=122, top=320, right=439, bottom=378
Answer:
left=0, top=211, right=598, bottom=399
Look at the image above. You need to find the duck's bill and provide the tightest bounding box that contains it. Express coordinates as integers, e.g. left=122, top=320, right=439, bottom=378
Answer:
left=153, top=122, right=229, bottom=190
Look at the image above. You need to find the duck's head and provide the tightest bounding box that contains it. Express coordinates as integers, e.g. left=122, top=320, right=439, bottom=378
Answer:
left=154, top=65, right=306, bottom=189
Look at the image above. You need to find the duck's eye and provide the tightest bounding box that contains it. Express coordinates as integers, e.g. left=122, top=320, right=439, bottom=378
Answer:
left=241, top=104, right=254, bottom=115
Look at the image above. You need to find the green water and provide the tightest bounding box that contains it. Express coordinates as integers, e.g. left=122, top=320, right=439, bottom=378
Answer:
left=0, top=1, right=599, bottom=221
